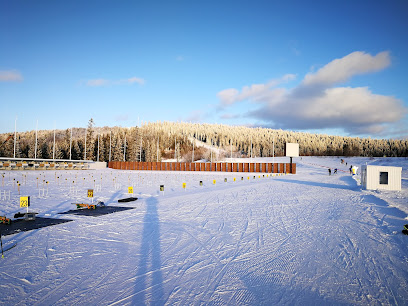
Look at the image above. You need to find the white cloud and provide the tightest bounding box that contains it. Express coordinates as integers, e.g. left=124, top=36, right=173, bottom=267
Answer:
left=86, top=79, right=109, bottom=87
left=85, top=77, right=145, bottom=87
left=216, top=50, right=407, bottom=136
left=217, top=88, right=240, bottom=106
left=117, top=77, right=145, bottom=85
left=0, top=70, right=23, bottom=82
left=217, top=74, right=296, bottom=106
left=250, top=86, right=406, bottom=134
left=303, top=51, right=391, bottom=86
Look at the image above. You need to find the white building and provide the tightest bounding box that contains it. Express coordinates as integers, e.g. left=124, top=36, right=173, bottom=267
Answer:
left=361, top=165, right=402, bottom=191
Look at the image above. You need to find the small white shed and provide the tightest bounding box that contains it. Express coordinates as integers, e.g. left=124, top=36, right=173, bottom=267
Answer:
left=361, top=165, right=402, bottom=191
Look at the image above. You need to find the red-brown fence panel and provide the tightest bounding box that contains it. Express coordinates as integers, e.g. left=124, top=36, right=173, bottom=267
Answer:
left=273, top=163, right=277, bottom=173
left=255, top=163, right=260, bottom=172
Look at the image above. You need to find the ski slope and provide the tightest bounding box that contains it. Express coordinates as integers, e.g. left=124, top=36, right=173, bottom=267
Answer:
left=0, top=157, right=407, bottom=305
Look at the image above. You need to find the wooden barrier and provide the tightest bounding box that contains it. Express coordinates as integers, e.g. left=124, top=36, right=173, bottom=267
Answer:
left=108, top=161, right=296, bottom=174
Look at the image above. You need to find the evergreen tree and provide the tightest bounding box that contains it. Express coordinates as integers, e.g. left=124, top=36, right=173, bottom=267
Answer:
left=85, top=118, right=95, bottom=160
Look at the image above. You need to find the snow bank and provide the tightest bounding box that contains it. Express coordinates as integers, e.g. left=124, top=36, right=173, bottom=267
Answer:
left=0, top=157, right=407, bottom=305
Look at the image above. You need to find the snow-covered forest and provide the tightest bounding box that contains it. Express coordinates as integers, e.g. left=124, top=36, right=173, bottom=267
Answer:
left=1, top=120, right=408, bottom=162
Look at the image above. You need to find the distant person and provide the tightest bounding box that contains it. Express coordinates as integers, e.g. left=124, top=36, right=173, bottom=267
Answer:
left=334, top=168, right=337, bottom=174
left=328, top=168, right=331, bottom=175
left=349, top=166, right=352, bottom=175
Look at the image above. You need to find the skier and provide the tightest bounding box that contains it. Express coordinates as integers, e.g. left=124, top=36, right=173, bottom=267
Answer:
left=328, top=168, right=331, bottom=175
left=334, top=168, right=337, bottom=174
left=349, top=166, right=352, bottom=175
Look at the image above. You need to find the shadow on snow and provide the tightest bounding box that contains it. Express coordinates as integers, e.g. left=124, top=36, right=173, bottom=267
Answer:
left=132, top=197, right=165, bottom=305
left=276, top=175, right=359, bottom=190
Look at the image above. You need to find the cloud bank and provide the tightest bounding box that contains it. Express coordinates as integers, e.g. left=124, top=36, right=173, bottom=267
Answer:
left=85, top=77, right=145, bottom=87
left=217, top=51, right=406, bottom=136
left=0, top=70, right=23, bottom=82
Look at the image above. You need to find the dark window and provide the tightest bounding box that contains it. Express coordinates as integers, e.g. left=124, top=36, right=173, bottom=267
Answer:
left=379, top=172, right=388, bottom=185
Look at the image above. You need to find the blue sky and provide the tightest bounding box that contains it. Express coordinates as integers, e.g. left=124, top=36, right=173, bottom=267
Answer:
left=1, top=0, right=407, bottom=139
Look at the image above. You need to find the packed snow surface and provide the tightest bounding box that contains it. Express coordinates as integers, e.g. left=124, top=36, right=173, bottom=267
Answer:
left=0, top=157, right=407, bottom=305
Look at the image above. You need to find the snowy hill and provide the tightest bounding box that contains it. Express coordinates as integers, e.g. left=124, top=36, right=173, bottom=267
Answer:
left=0, top=157, right=407, bottom=305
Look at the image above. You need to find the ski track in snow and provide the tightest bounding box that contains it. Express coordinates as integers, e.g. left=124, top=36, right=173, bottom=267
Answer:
left=0, top=156, right=407, bottom=305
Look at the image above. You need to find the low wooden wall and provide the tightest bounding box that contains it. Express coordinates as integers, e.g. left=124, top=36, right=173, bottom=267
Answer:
left=108, top=161, right=296, bottom=174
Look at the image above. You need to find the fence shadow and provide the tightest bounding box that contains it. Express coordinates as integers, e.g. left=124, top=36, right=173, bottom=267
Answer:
left=133, top=197, right=165, bottom=305
left=277, top=176, right=358, bottom=190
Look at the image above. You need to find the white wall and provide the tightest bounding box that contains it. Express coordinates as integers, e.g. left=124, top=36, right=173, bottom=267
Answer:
left=88, top=162, right=107, bottom=170
left=361, top=165, right=402, bottom=191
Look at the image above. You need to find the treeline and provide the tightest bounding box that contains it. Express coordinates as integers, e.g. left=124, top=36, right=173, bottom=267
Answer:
left=1, top=120, right=408, bottom=162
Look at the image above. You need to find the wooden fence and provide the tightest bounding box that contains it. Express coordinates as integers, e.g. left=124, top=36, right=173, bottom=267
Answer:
left=108, top=161, right=296, bottom=174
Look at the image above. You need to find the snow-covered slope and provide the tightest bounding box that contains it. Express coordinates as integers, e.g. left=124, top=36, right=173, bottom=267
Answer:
left=0, top=157, right=407, bottom=305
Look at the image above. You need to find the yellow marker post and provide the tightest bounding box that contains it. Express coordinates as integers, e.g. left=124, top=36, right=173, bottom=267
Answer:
left=182, top=183, right=186, bottom=191
left=88, top=189, right=94, bottom=203
left=233, top=178, right=236, bottom=182
left=20, top=196, right=30, bottom=215
left=20, top=196, right=30, bottom=207
left=213, top=179, right=216, bottom=185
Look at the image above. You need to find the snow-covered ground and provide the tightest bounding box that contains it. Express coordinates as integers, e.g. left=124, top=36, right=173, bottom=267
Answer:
left=0, top=156, right=407, bottom=305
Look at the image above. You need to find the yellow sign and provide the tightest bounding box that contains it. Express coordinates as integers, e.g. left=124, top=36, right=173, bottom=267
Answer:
left=20, top=196, right=30, bottom=207
left=233, top=178, right=236, bottom=182
left=182, top=183, right=186, bottom=189
left=128, top=186, right=133, bottom=194
left=213, top=180, right=216, bottom=185
left=87, top=189, right=94, bottom=198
